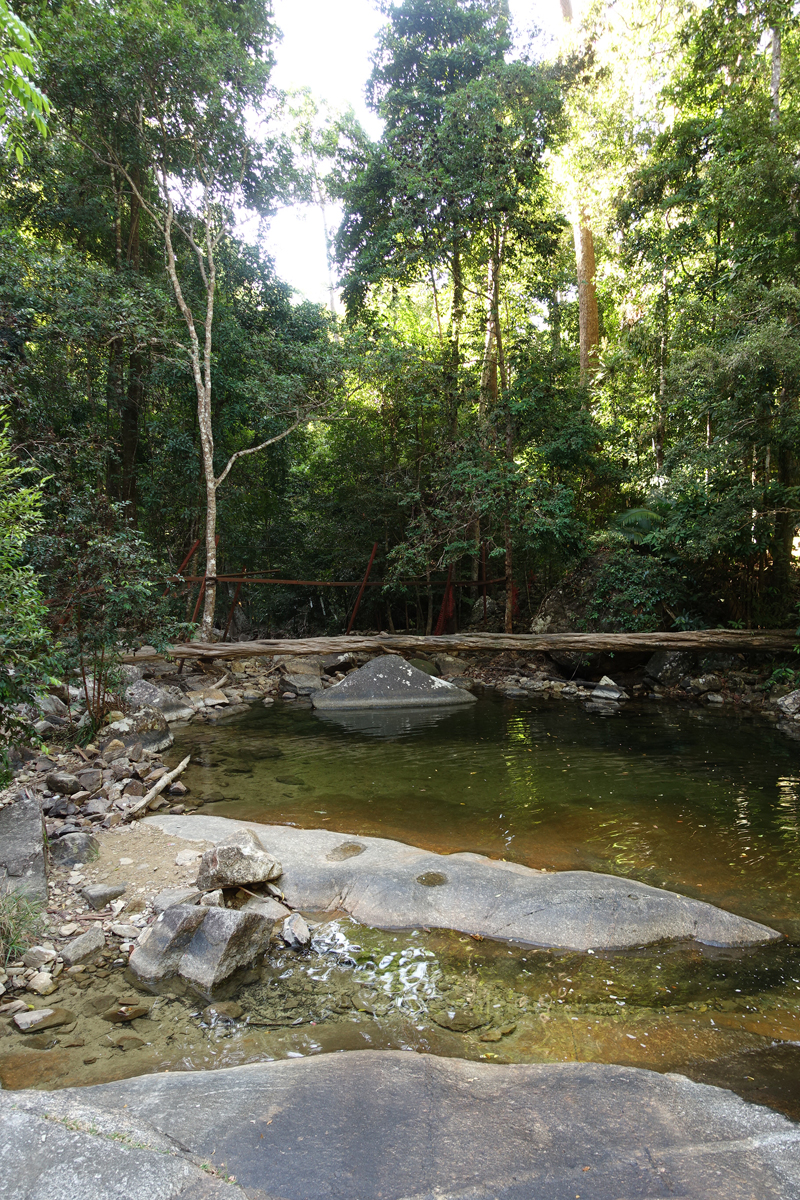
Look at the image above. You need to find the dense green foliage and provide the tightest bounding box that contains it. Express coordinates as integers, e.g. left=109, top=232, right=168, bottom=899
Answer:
left=0, top=408, right=57, bottom=777
left=0, top=0, right=796, bottom=695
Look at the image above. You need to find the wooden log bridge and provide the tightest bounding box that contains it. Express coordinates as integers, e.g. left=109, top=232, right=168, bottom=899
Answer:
left=127, top=629, right=799, bottom=663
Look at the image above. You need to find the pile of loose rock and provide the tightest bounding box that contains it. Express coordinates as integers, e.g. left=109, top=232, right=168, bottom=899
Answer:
left=0, top=828, right=312, bottom=1030
left=7, top=740, right=189, bottom=858
left=129, top=829, right=311, bottom=999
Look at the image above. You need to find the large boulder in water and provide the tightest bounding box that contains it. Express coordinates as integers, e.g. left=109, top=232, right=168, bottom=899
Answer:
left=312, top=654, right=476, bottom=711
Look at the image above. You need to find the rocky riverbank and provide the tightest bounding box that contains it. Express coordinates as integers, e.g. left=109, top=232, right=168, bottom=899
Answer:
left=13, top=643, right=800, bottom=781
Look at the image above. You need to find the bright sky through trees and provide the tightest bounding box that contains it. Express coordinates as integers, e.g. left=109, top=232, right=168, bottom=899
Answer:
left=264, top=0, right=561, bottom=304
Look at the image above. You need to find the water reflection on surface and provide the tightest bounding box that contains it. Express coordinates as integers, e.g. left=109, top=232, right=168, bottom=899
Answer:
left=3, top=917, right=799, bottom=1122
left=6, top=698, right=799, bottom=1118
left=174, top=698, right=800, bottom=937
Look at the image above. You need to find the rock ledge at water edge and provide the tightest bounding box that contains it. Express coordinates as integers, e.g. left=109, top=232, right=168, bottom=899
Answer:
left=2, top=1053, right=799, bottom=1200
left=147, top=813, right=780, bottom=951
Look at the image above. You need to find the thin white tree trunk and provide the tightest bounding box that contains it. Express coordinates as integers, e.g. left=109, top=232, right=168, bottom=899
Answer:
left=161, top=197, right=219, bottom=639
left=770, top=26, right=781, bottom=124
left=573, top=213, right=600, bottom=387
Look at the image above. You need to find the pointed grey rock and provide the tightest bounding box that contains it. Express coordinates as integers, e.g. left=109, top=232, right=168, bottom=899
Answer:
left=312, top=654, right=476, bottom=710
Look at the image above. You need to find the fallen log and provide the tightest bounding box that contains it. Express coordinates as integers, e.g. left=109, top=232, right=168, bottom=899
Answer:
left=124, top=629, right=799, bottom=663
left=125, top=755, right=191, bottom=821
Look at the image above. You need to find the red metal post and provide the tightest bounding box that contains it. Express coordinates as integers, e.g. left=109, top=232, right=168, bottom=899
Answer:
left=434, top=563, right=454, bottom=635
left=191, top=577, right=206, bottom=624
left=223, top=573, right=245, bottom=642
left=177, top=538, right=201, bottom=577
left=346, top=543, right=378, bottom=634
left=482, top=542, right=487, bottom=620
left=163, top=538, right=200, bottom=597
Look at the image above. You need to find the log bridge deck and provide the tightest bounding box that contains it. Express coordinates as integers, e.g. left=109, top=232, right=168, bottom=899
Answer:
left=127, top=629, right=799, bottom=663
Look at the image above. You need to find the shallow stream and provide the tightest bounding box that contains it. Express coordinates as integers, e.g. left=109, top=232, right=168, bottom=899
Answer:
left=5, top=697, right=800, bottom=1120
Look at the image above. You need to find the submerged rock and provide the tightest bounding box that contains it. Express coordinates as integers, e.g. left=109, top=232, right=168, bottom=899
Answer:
left=281, top=912, right=311, bottom=950
left=312, top=654, right=476, bottom=711
left=196, top=828, right=282, bottom=890
left=14, top=1007, right=74, bottom=1033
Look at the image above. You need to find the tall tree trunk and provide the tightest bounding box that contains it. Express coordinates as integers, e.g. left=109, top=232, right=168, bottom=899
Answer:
left=105, top=337, right=124, bottom=498
left=161, top=197, right=218, bottom=639
left=770, top=25, right=781, bottom=124
left=653, top=272, right=669, bottom=474
left=573, top=214, right=599, bottom=388
left=121, top=351, right=142, bottom=519
left=480, top=277, right=498, bottom=415
left=119, top=181, right=143, bottom=520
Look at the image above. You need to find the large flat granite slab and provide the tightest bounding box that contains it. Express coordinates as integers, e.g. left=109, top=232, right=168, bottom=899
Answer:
left=2, top=1053, right=799, bottom=1199
left=146, top=814, right=781, bottom=951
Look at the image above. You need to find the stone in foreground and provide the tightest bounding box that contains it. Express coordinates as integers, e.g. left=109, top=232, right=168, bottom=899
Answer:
left=153, top=886, right=201, bottom=913
left=149, top=814, right=781, bottom=952
left=48, top=831, right=98, bottom=868
left=312, top=653, right=476, bottom=710
left=195, top=827, right=281, bottom=890
left=4, top=1053, right=799, bottom=1200
left=281, top=911, right=311, bottom=949
left=128, top=904, right=207, bottom=989
left=82, top=882, right=127, bottom=910
left=125, top=679, right=196, bottom=723
left=14, top=1006, right=74, bottom=1033
left=178, top=907, right=274, bottom=997
left=45, top=770, right=81, bottom=795
left=60, top=924, right=105, bottom=966
left=0, top=1092, right=239, bottom=1199
left=129, top=903, right=275, bottom=996
left=101, top=705, right=173, bottom=754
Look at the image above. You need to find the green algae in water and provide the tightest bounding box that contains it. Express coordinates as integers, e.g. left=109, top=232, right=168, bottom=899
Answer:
left=4, top=918, right=799, bottom=1122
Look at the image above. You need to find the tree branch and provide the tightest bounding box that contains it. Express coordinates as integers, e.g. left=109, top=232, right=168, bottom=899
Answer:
left=214, top=415, right=308, bottom=489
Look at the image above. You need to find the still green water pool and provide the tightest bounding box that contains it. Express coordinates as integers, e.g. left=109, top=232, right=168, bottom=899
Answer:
left=177, top=697, right=800, bottom=939
left=6, top=697, right=800, bottom=1120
